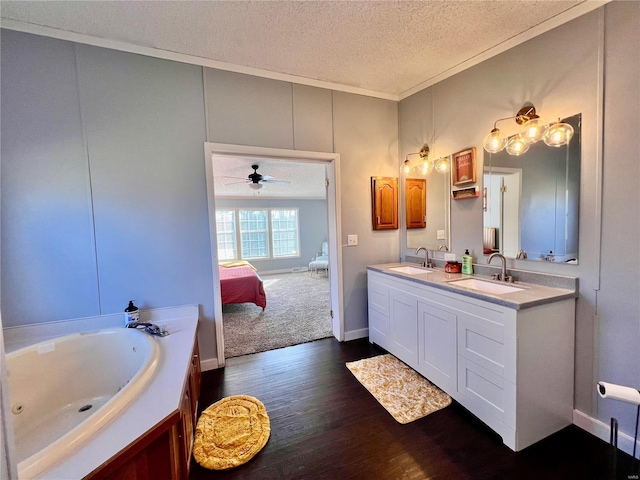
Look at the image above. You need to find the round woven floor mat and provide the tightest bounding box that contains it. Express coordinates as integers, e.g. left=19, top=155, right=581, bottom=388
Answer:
left=193, top=394, right=270, bottom=470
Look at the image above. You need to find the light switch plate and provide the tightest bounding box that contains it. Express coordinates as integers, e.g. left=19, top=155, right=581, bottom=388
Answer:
left=444, top=253, right=456, bottom=261
left=436, top=229, right=445, bottom=240
left=347, top=234, right=358, bottom=246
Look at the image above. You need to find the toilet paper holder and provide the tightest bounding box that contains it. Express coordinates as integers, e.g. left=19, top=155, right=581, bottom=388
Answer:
left=597, top=381, right=640, bottom=460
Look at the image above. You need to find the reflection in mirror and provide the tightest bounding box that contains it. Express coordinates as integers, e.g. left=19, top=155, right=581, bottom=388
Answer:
left=483, top=114, right=581, bottom=263
left=405, top=166, right=451, bottom=251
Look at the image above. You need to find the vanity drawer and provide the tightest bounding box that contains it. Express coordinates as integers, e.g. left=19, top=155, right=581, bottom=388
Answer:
left=458, top=356, right=516, bottom=429
left=457, top=312, right=516, bottom=382
left=367, top=277, right=390, bottom=316
left=368, top=308, right=390, bottom=346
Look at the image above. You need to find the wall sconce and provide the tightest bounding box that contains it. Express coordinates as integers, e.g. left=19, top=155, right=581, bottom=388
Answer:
left=483, top=104, right=573, bottom=156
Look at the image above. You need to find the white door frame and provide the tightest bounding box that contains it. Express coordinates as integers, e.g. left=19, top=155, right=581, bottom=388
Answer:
left=203, top=143, right=344, bottom=367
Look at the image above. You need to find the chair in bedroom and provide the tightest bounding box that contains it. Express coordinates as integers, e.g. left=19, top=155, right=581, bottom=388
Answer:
left=309, top=241, right=329, bottom=276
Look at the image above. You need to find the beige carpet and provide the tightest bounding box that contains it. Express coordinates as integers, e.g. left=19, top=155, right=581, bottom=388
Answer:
left=346, top=354, right=452, bottom=424
left=193, top=395, right=270, bottom=470
left=223, top=271, right=332, bottom=358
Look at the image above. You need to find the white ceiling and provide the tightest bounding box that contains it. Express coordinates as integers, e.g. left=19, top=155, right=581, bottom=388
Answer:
left=213, top=156, right=326, bottom=199
left=1, top=0, right=604, bottom=198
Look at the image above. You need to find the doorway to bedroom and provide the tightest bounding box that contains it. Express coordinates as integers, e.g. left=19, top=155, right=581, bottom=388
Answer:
left=204, top=143, right=343, bottom=366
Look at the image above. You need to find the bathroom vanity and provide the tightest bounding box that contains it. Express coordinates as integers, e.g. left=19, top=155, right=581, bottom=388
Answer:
left=367, top=264, right=577, bottom=451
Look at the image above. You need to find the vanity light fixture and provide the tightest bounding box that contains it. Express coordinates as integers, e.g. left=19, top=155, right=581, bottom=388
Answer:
left=483, top=104, right=572, bottom=155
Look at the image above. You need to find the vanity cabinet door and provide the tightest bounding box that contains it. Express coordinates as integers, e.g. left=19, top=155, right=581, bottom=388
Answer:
left=388, top=289, right=418, bottom=367
left=457, top=356, right=516, bottom=429
left=417, top=301, right=457, bottom=393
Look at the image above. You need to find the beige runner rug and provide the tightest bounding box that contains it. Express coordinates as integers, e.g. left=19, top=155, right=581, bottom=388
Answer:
left=346, top=354, right=451, bottom=424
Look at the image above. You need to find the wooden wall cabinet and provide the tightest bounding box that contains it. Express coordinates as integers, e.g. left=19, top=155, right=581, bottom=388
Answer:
left=405, top=178, right=426, bottom=229
left=371, top=177, right=398, bottom=230
left=88, top=336, right=202, bottom=480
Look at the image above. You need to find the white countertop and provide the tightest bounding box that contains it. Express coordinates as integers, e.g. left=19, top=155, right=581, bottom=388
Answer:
left=34, top=313, right=199, bottom=479
left=368, top=263, right=577, bottom=310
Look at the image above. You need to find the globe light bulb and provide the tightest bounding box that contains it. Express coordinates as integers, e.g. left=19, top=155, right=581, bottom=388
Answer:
left=506, top=134, right=530, bottom=156
left=483, top=128, right=507, bottom=153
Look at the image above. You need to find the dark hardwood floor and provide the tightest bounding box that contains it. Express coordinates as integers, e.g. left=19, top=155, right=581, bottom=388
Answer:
left=190, top=338, right=639, bottom=480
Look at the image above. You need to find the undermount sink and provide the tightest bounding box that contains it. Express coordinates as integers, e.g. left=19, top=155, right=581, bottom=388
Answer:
left=387, top=265, right=433, bottom=275
left=448, top=278, right=524, bottom=295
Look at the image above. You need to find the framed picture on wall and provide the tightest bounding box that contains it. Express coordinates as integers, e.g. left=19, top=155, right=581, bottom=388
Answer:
left=452, top=147, right=476, bottom=186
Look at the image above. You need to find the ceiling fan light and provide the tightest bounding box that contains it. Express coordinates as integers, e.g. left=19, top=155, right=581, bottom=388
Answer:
left=483, top=128, right=507, bottom=154
left=543, top=120, right=574, bottom=147
left=249, top=183, right=263, bottom=190
left=505, top=134, right=530, bottom=156
left=520, top=116, right=547, bottom=143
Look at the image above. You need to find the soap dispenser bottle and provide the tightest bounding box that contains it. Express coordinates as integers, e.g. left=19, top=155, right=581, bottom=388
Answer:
left=462, top=249, right=474, bottom=275
left=124, top=300, right=139, bottom=326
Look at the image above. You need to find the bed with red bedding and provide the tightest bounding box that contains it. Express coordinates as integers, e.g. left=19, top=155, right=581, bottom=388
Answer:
left=219, top=263, right=267, bottom=309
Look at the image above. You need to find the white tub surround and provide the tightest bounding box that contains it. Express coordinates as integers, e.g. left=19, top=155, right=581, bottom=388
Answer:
left=5, top=308, right=200, bottom=479
left=368, top=264, right=576, bottom=451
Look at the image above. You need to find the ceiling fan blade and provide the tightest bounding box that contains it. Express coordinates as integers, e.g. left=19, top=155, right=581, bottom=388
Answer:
left=219, top=175, right=249, bottom=181
left=224, top=180, right=250, bottom=185
left=260, top=174, right=274, bottom=181
left=262, top=179, right=291, bottom=185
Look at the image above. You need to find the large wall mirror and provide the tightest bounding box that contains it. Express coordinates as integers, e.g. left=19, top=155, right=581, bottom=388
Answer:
left=405, top=165, right=451, bottom=251
left=483, top=113, right=581, bottom=263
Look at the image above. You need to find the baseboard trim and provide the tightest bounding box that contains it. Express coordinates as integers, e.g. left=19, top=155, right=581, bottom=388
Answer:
left=200, top=357, right=219, bottom=372
left=343, top=328, right=369, bottom=342
left=573, top=409, right=639, bottom=458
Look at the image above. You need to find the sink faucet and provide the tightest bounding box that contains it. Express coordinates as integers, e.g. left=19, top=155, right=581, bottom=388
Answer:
left=438, top=245, right=449, bottom=251
left=486, top=253, right=512, bottom=282
left=516, top=250, right=528, bottom=259
left=415, top=247, right=432, bottom=268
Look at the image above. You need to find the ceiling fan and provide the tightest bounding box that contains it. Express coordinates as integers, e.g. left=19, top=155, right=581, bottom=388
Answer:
left=224, top=164, right=291, bottom=190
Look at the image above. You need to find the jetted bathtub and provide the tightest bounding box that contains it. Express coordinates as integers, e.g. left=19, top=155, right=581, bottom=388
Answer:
left=6, top=328, right=160, bottom=479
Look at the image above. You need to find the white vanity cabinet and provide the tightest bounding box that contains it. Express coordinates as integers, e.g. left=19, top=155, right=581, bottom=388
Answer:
left=367, top=269, right=575, bottom=452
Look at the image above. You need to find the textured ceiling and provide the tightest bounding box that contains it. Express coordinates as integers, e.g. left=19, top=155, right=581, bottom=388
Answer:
left=1, top=0, right=589, bottom=97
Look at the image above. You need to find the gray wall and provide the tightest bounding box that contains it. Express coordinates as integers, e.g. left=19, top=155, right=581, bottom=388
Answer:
left=214, top=198, right=328, bottom=273
left=1, top=31, right=214, bottom=358
left=399, top=3, right=639, bottom=439
left=598, top=1, right=640, bottom=435
left=203, top=70, right=399, bottom=335
left=1, top=30, right=399, bottom=357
